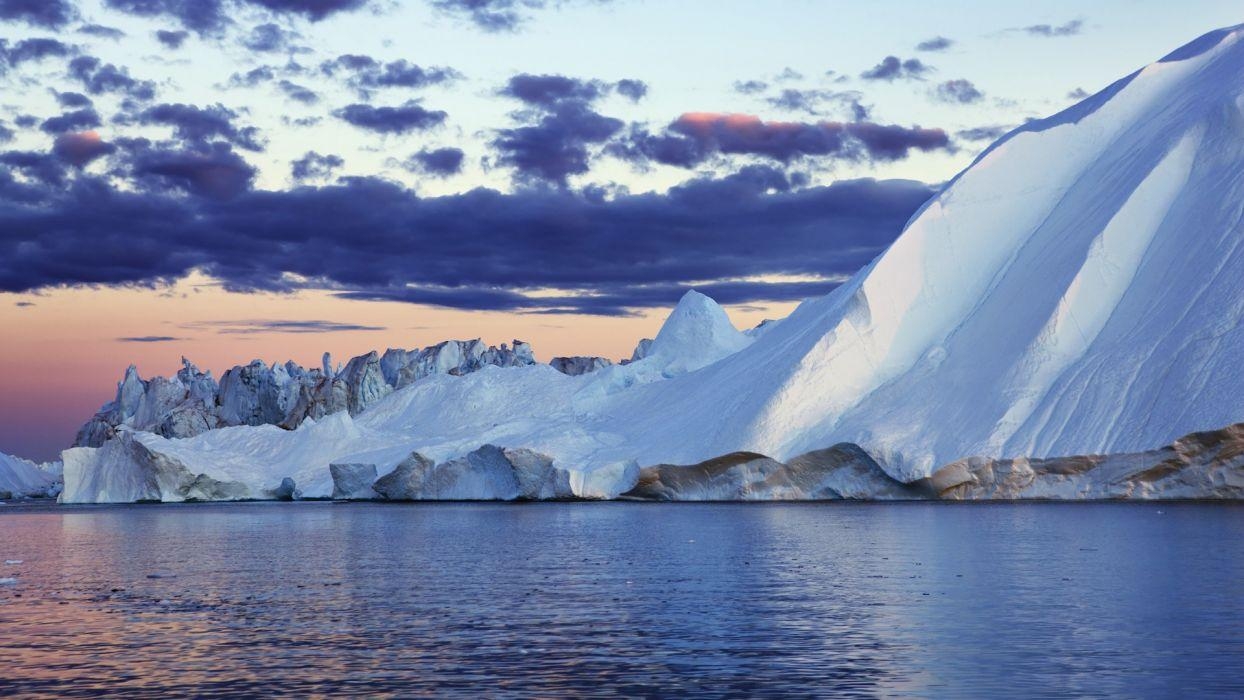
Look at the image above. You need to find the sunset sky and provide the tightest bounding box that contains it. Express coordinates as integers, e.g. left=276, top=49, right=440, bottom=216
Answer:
left=2, top=0, right=1241, bottom=460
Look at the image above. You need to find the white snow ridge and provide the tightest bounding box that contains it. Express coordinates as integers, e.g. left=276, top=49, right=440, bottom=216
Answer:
left=56, top=24, right=1244, bottom=502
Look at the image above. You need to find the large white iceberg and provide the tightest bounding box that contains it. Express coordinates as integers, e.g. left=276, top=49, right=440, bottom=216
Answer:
left=56, top=25, right=1244, bottom=502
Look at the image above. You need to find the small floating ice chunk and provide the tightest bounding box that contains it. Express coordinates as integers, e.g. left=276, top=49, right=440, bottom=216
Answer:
left=0, top=577, right=17, bottom=585
left=4, top=560, right=22, bottom=565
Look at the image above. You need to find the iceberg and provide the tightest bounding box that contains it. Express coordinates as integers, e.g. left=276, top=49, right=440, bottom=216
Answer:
left=595, top=24, right=1244, bottom=481
left=72, top=340, right=540, bottom=448
left=50, top=25, right=1244, bottom=503
left=0, top=452, right=59, bottom=499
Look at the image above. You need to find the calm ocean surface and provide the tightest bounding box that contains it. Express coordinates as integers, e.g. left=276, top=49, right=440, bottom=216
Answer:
left=1, top=501, right=1242, bottom=698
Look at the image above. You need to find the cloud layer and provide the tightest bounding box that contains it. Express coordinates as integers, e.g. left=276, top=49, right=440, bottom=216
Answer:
left=0, top=166, right=934, bottom=314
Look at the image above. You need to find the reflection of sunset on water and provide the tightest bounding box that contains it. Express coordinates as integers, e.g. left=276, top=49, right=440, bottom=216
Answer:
left=3, top=502, right=1242, bottom=697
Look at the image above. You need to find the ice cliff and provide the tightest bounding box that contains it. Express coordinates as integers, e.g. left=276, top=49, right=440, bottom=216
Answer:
left=0, top=452, right=60, bottom=499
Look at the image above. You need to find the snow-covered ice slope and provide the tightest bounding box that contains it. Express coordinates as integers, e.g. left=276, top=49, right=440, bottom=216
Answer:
left=61, top=25, right=1244, bottom=501
left=613, top=25, right=1244, bottom=480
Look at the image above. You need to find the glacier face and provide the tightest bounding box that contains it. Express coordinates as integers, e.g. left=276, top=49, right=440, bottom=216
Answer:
left=55, top=25, right=1244, bottom=502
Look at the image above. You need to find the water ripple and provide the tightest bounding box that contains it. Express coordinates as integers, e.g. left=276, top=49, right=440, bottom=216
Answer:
left=0, top=502, right=1242, bottom=698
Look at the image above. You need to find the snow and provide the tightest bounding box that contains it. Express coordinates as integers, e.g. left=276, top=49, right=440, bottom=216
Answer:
left=616, top=24, right=1244, bottom=481
left=0, top=452, right=58, bottom=498
left=644, top=290, right=753, bottom=374
left=56, top=24, right=1244, bottom=501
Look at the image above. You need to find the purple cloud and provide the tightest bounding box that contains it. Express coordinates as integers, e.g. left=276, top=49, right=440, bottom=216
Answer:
left=334, top=102, right=448, bottom=134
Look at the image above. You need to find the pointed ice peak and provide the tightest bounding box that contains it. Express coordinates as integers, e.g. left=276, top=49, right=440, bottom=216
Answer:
left=115, top=365, right=146, bottom=420
left=647, top=290, right=751, bottom=374
left=117, top=364, right=144, bottom=397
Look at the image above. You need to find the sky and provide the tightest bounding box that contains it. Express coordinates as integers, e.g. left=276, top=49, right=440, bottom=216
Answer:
left=1, top=0, right=1241, bottom=460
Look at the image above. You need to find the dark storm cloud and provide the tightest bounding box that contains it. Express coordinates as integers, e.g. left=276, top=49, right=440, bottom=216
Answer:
left=0, top=165, right=934, bottom=315
left=613, top=113, right=952, bottom=168
left=68, top=56, right=156, bottom=100
left=0, top=121, right=13, bottom=143
left=916, top=36, right=953, bottom=52
left=40, top=108, right=101, bottom=134
left=860, top=56, right=932, bottom=81
left=933, top=79, right=984, bottom=104
left=1067, top=87, right=1089, bottom=100
left=0, top=0, right=76, bottom=28
left=1023, top=20, right=1082, bottom=37
left=334, top=101, right=448, bottom=134
left=319, top=55, right=461, bottom=92
left=155, top=29, right=190, bottom=48
left=77, top=23, right=126, bottom=39
left=403, top=147, right=464, bottom=176
left=290, top=150, right=343, bottom=181
left=52, top=131, right=116, bottom=166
